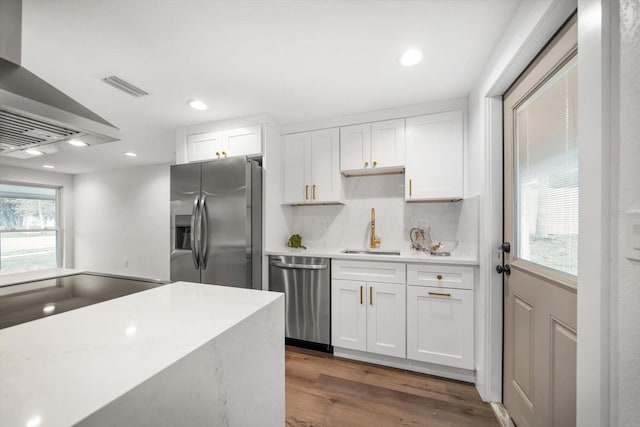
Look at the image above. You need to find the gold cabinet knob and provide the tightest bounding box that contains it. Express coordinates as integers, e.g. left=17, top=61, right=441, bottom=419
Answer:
left=437, top=274, right=443, bottom=280
left=373, top=161, right=377, bottom=167
left=215, top=151, right=220, bottom=157
left=364, top=161, right=369, bottom=167
left=222, top=151, right=227, bottom=158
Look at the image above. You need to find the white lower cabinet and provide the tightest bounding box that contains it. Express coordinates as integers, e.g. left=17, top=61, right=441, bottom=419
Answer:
left=332, top=279, right=405, bottom=358
left=331, top=259, right=475, bottom=378
left=406, top=285, right=474, bottom=369
left=331, top=279, right=367, bottom=351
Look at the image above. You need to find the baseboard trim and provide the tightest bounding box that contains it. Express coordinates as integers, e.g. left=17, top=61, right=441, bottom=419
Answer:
left=490, top=402, right=515, bottom=427
left=333, top=348, right=475, bottom=383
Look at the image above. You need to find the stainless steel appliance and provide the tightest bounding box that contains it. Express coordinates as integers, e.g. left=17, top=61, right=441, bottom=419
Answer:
left=171, top=157, right=262, bottom=289
left=269, top=255, right=330, bottom=349
left=0, top=0, right=120, bottom=159
left=0, top=273, right=167, bottom=329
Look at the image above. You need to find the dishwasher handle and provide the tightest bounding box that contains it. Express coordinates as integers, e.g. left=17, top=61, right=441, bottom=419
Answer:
left=270, top=261, right=328, bottom=270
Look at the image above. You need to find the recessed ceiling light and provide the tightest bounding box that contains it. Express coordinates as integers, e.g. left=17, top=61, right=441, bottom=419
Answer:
left=400, top=49, right=423, bottom=67
left=42, top=164, right=55, bottom=169
left=25, top=148, right=44, bottom=156
left=68, top=139, right=88, bottom=147
left=124, top=152, right=137, bottom=157
left=187, top=99, right=208, bottom=110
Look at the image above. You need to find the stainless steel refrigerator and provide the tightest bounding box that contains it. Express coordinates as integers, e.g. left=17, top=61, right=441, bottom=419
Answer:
left=170, top=156, right=262, bottom=289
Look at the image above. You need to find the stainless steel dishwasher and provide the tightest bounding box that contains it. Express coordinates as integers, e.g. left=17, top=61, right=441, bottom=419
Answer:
left=269, top=255, right=331, bottom=350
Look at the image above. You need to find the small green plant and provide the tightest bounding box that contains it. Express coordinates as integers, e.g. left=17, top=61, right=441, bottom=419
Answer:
left=287, top=234, right=306, bottom=249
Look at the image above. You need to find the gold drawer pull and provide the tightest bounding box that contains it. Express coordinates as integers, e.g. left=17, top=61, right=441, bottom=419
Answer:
left=222, top=151, right=227, bottom=157
left=364, top=161, right=369, bottom=167
left=215, top=151, right=220, bottom=157
left=370, top=286, right=373, bottom=305
left=305, top=185, right=309, bottom=200
left=437, top=274, right=443, bottom=280
left=429, top=291, right=451, bottom=297
left=373, top=161, right=377, bottom=167
left=409, top=179, right=412, bottom=197
left=360, top=286, right=363, bottom=305
left=312, top=184, right=316, bottom=200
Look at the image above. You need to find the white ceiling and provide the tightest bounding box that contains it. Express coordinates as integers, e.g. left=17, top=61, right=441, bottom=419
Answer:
left=2, top=0, right=520, bottom=175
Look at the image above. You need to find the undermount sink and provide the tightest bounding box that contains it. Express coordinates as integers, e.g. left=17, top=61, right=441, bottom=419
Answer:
left=342, top=249, right=401, bottom=256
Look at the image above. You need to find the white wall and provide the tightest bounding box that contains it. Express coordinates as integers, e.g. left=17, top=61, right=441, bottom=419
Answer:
left=612, top=1, right=640, bottom=424
left=0, top=165, right=75, bottom=269
left=73, top=164, right=170, bottom=280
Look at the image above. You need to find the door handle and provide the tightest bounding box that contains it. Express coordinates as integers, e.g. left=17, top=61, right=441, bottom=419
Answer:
left=500, top=242, right=511, bottom=253
left=496, top=264, right=511, bottom=275
left=200, top=195, right=208, bottom=269
left=191, top=195, right=200, bottom=268
left=270, top=261, right=328, bottom=270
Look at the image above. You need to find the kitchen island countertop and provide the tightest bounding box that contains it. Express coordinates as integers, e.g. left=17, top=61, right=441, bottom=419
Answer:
left=0, top=279, right=284, bottom=426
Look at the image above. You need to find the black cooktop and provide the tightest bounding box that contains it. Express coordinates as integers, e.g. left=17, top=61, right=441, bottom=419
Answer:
left=0, top=273, right=167, bottom=329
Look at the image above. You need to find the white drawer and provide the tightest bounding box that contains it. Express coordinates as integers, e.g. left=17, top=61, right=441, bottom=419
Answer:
left=332, top=260, right=406, bottom=284
left=406, top=264, right=474, bottom=290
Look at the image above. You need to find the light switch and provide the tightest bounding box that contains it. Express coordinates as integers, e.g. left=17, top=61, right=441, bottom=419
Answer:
left=626, top=212, right=640, bottom=261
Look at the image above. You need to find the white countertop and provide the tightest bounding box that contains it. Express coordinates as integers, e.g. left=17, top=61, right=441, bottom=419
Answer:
left=0, top=280, right=282, bottom=427
left=266, top=247, right=478, bottom=265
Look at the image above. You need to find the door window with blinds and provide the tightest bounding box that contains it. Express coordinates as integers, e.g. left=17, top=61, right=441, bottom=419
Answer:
left=515, top=55, right=578, bottom=276
left=0, top=183, right=61, bottom=273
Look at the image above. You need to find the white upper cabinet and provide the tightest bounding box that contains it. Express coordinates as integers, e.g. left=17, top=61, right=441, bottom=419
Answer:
left=177, top=123, right=263, bottom=163
left=340, top=123, right=370, bottom=171
left=186, top=131, right=223, bottom=162
left=282, top=128, right=344, bottom=205
left=405, top=111, right=464, bottom=201
left=340, top=119, right=405, bottom=175
left=370, top=119, right=405, bottom=169
left=222, top=125, right=262, bottom=157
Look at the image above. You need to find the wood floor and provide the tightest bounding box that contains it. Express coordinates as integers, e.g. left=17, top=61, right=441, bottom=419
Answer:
left=285, top=346, right=498, bottom=427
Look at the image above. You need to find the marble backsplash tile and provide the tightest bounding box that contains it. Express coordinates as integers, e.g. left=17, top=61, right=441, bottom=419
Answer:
left=287, top=174, right=477, bottom=254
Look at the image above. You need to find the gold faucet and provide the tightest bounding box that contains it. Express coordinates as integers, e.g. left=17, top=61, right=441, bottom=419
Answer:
left=370, top=208, right=382, bottom=249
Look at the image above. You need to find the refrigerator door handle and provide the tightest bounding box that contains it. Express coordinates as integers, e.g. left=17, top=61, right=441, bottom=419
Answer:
left=191, top=195, right=200, bottom=269
left=200, top=195, right=209, bottom=269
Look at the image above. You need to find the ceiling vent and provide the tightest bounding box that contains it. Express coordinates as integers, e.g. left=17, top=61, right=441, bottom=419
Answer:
left=102, top=76, right=149, bottom=97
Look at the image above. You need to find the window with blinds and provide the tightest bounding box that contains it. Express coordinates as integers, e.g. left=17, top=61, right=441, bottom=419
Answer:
left=0, top=183, right=61, bottom=273
left=515, top=56, right=578, bottom=276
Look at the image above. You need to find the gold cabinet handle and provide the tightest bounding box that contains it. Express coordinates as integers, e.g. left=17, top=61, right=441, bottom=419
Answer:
left=222, top=151, right=227, bottom=158
left=360, top=286, right=363, bottom=305
left=373, top=161, right=377, bottom=167
left=305, top=185, right=309, bottom=200
left=429, top=291, right=451, bottom=297
left=364, top=161, right=369, bottom=167
left=312, top=184, right=316, bottom=200
left=369, top=286, right=373, bottom=305
left=409, top=179, right=412, bottom=197
left=437, top=274, right=443, bottom=280
left=215, top=151, right=220, bottom=158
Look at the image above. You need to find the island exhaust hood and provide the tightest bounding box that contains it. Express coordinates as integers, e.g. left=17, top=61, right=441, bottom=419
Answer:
left=0, top=0, right=120, bottom=159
